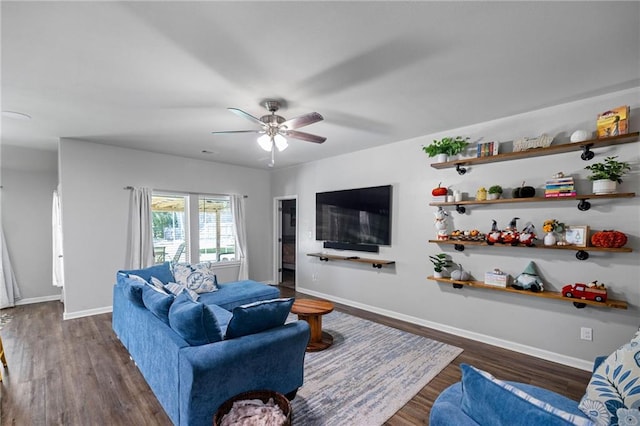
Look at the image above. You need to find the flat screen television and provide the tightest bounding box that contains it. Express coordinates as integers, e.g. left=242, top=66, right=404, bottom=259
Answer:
left=316, top=185, right=392, bottom=249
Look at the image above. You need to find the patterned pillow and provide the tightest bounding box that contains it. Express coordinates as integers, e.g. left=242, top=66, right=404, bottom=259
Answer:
left=164, top=282, right=200, bottom=301
left=579, top=332, right=640, bottom=425
left=172, top=262, right=218, bottom=294
left=150, top=276, right=168, bottom=292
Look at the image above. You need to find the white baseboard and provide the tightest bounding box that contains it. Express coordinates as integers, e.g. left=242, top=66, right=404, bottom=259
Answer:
left=63, top=305, right=113, bottom=320
left=296, top=286, right=593, bottom=372
left=15, top=294, right=62, bottom=306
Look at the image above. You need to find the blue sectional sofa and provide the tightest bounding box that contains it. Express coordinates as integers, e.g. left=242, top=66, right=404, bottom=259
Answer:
left=112, top=262, right=310, bottom=426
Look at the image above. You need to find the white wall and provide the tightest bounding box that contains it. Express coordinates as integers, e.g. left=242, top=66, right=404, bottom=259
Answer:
left=1, top=145, right=61, bottom=304
left=271, top=88, right=640, bottom=368
left=58, top=140, right=272, bottom=318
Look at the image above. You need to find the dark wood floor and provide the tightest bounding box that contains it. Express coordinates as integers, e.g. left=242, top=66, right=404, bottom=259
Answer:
left=0, top=287, right=591, bottom=425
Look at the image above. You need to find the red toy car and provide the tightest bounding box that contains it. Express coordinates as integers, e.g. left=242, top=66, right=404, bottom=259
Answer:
left=562, top=282, right=607, bottom=303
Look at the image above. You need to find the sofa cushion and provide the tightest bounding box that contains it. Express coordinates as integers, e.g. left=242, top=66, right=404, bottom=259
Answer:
left=119, top=262, right=174, bottom=285
left=460, top=364, right=592, bottom=426
left=197, top=280, right=280, bottom=311
left=172, top=261, right=218, bottom=294
left=168, top=292, right=223, bottom=345
left=225, top=298, right=294, bottom=339
left=142, top=283, right=175, bottom=325
left=579, top=331, right=640, bottom=425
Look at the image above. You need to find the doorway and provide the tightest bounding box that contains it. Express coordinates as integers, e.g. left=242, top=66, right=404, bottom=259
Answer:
left=277, top=198, right=297, bottom=288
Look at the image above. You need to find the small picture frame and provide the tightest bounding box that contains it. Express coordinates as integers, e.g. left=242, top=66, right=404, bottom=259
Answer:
left=564, top=225, right=589, bottom=247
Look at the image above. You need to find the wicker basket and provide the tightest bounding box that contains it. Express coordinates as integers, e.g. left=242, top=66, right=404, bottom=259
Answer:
left=213, top=390, right=292, bottom=426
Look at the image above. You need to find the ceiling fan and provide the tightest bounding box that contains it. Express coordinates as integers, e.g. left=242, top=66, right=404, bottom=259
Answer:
left=211, top=100, right=326, bottom=166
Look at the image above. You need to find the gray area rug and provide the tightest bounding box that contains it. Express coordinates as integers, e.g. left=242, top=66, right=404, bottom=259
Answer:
left=288, top=310, right=463, bottom=425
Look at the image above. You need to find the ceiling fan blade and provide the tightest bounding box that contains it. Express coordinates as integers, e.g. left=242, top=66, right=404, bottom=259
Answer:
left=211, top=129, right=263, bottom=135
left=281, top=112, right=323, bottom=129
left=228, top=108, right=265, bottom=126
left=284, top=129, right=326, bottom=144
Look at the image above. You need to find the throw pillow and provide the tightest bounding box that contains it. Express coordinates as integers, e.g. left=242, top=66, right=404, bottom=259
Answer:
left=118, top=261, right=174, bottom=285
left=460, top=364, right=593, bottom=426
left=172, top=261, right=218, bottom=294
left=150, top=276, right=168, bottom=292
left=121, top=277, right=146, bottom=307
left=164, top=282, right=200, bottom=302
left=141, top=283, right=174, bottom=325
left=168, top=292, right=223, bottom=345
left=579, top=332, right=640, bottom=426
left=225, top=298, right=294, bottom=339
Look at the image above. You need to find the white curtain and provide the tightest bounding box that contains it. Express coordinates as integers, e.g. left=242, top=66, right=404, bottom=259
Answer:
left=125, top=187, right=154, bottom=269
left=231, top=194, right=248, bottom=280
left=0, top=225, right=21, bottom=309
left=52, top=188, right=64, bottom=288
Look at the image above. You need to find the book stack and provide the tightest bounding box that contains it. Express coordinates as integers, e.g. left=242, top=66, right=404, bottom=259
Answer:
left=545, top=176, right=576, bottom=198
left=476, top=141, right=500, bottom=158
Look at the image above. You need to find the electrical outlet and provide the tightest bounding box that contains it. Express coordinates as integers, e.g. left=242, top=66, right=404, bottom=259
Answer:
left=581, top=327, right=593, bottom=341
left=312, top=273, right=318, bottom=282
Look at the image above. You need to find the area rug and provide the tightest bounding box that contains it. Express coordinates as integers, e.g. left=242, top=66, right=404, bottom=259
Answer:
left=287, top=310, right=462, bottom=425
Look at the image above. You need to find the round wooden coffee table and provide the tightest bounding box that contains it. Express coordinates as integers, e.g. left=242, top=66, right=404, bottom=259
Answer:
left=291, top=299, right=334, bottom=351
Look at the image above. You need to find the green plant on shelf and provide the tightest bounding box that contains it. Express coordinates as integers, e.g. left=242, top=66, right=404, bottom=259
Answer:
left=488, top=185, right=503, bottom=194
left=422, top=136, right=470, bottom=157
left=429, top=253, right=453, bottom=273
left=585, top=156, right=631, bottom=183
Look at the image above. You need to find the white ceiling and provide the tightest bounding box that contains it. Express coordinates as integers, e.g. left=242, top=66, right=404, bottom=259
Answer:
left=2, top=1, right=639, bottom=169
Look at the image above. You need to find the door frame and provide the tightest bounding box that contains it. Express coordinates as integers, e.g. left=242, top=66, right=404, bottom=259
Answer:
left=272, top=195, right=298, bottom=287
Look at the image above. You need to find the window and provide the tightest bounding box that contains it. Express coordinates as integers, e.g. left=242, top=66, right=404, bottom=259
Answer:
left=151, top=193, right=236, bottom=264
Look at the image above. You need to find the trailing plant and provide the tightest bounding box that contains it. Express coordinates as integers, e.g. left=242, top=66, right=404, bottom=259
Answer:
left=488, top=185, right=503, bottom=194
left=429, top=253, right=453, bottom=272
left=422, top=136, right=470, bottom=157
left=584, top=156, right=631, bottom=183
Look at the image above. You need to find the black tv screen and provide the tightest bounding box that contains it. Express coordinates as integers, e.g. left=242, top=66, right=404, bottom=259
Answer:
left=316, top=185, right=392, bottom=246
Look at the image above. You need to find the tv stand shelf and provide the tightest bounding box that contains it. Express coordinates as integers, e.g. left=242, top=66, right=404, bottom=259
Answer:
left=307, top=253, right=395, bottom=269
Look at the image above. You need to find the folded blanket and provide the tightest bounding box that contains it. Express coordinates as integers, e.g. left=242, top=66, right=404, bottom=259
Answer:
left=220, top=398, right=287, bottom=426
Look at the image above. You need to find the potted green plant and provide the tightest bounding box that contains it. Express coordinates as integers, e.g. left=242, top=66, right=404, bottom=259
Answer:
left=422, top=136, right=470, bottom=163
left=488, top=185, right=503, bottom=200
left=429, top=253, right=453, bottom=278
left=584, top=156, right=631, bottom=194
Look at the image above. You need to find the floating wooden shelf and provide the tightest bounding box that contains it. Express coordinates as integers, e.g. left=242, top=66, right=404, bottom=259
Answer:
left=428, top=239, right=632, bottom=260
left=430, top=132, right=639, bottom=171
left=307, top=253, right=395, bottom=269
left=427, top=276, right=628, bottom=310
left=430, top=193, right=636, bottom=213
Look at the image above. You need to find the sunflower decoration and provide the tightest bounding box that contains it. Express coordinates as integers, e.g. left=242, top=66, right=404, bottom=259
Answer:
left=542, top=219, right=564, bottom=233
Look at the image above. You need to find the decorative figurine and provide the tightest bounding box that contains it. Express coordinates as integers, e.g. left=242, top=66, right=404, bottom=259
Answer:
left=501, top=217, right=520, bottom=246
left=487, top=220, right=502, bottom=245
left=476, top=187, right=487, bottom=201
left=562, top=281, right=607, bottom=303
left=512, top=261, right=544, bottom=292
left=518, top=222, right=537, bottom=246
left=434, top=207, right=449, bottom=240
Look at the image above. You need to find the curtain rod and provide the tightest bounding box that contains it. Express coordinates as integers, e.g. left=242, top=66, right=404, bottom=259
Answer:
left=123, top=186, right=247, bottom=198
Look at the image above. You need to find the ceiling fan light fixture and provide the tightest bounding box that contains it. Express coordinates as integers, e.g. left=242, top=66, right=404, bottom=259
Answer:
left=274, top=134, right=288, bottom=151
left=257, top=134, right=273, bottom=151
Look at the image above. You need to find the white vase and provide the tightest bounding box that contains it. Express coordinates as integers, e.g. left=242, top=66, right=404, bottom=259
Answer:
left=435, top=153, right=448, bottom=163
left=544, top=232, right=557, bottom=246
left=433, top=271, right=443, bottom=278
left=592, top=179, right=617, bottom=195
left=487, top=193, right=500, bottom=200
